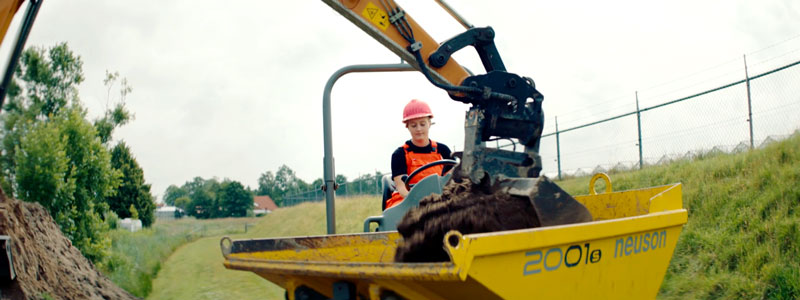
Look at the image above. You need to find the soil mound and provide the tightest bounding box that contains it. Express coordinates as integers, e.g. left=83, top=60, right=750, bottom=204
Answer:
left=395, top=179, right=541, bottom=262
left=0, top=189, right=138, bottom=300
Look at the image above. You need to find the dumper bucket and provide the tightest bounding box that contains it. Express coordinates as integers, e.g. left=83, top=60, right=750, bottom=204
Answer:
left=222, top=179, right=687, bottom=300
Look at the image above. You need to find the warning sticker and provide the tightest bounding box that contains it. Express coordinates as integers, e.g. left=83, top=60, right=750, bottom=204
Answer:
left=362, top=2, right=389, bottom=31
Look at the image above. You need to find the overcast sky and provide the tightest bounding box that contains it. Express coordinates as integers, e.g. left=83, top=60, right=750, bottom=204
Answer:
left=6, top=0, right=799, bottom=200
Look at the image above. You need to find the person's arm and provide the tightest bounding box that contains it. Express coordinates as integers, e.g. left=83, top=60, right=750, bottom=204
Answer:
left=391, top=146, right=409, bottom=196
left=393, top=175, right=409, bottom=197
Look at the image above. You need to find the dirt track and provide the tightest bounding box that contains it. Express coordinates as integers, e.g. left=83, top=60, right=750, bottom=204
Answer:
left=0, top=189, right=137, bottom=300
left=395, top=179, right=541, bottom=262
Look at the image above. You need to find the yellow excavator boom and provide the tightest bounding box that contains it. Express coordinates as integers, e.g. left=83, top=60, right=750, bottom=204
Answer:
left=0, top=0, right=24, bottom=46
left=322, top=0, right=470, bottom=87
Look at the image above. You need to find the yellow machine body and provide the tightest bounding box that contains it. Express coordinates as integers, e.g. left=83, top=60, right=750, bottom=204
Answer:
left=0, top=0, right=24, bottom=46
left=221, top=177, right=687, bottom=300
left=322, top=0, right=470, bottom=87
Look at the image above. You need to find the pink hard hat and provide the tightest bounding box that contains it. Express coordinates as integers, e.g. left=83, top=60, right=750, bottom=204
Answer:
left=402, top=99, right=433, bottom=122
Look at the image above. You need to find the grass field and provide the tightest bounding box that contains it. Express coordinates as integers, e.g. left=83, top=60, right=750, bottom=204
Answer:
left=146, top=133, right=799, bottom=299
left=146, top=195, right=382, bottom=300
left=102, top=216, right=260, bottom=297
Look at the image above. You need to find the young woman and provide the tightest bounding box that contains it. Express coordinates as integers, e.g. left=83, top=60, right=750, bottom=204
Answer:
left=385, top=99, right=452, bottom=210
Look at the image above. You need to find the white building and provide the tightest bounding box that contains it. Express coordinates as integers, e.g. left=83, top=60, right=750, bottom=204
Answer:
left=155, top=205, right=184, bottom=221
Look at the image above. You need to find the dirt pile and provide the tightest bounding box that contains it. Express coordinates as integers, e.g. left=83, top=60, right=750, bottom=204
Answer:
left=0, top=189, right=138, bottom=300
left=395, top=179, right=541, bottom=262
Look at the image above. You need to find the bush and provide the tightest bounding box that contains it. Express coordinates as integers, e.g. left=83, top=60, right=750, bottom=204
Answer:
left=105, top=210, right=119, bottom=230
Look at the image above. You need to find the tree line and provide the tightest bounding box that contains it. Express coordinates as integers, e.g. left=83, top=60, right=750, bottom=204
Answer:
left=162, top=177, right=252, bottom=219
left=162, top=165, right=318, bottom=213
left=0, top=43, right=154, bottom=264
left=163, top=165, right=385, bottom=212
left=253, top=164, right=376, bottom=206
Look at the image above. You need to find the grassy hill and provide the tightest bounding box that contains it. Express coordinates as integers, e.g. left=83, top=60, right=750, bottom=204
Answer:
left=149, top=133, right=799, bottom=299
left=559, top=133, right=800, bottom=299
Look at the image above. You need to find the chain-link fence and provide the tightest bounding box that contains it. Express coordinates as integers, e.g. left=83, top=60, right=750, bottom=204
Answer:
left=282, top=173, right=386, bottom=207
left=535, top=58, right=800, bottom=179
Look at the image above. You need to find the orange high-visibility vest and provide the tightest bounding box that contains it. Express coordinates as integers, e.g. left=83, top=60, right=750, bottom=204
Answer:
left=385, top=140, right=443, bottom=210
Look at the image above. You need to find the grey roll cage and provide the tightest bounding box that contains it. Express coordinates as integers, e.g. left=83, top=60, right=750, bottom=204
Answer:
left=321, top=63, right=418, bottom=234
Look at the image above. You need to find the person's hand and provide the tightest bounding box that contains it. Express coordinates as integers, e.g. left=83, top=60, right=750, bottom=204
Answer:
left=394, top=175, right=410, bottom=197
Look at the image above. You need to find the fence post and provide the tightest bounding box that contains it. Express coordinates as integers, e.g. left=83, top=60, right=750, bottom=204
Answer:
left=555, top=116, right=562, bottom=180
left=636, top=91, right=643, bottom=169
left=744, top=54, right=754, bottom=149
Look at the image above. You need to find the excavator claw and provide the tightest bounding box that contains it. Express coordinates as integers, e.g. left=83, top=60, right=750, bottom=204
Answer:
left=498, top=176, right=593, bottom=226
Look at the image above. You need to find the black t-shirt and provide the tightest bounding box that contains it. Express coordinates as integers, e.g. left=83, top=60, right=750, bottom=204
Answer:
left=391, top=140, right=452, bottom=178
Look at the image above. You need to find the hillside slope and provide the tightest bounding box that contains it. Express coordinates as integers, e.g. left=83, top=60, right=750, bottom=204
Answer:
left=559, top=133, right=800, bottom=299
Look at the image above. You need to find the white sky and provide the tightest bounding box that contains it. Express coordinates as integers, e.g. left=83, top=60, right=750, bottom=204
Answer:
left=5, top=0, right=799, bottom=200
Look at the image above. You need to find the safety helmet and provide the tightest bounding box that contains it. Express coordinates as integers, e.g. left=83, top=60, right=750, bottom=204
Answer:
left=402, top=99, right=433, bottom=122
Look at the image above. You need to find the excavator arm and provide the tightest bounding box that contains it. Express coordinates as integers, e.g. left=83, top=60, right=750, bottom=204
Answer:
left=322, top=0, right=470, bottom=87
left=0, top=0, right=43, bottom=108
left=323, top=0, right=550, bottom=188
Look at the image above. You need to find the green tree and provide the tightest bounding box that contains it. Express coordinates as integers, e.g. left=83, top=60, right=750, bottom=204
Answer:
left=256, top=171, right=278, bottom=198
left=180, top=177, right=205, bottom=216
left=107, top=141, right=155, bottom=227
left=275, top=165, right=296, bottom=195
left=202, top=178, right=222, bottom=218
left=218, top=180, right=252, bottom=217
left=0, top=43, right=140, bottom=264
left=174, top=195, right=191, bottom=211
left=257, top=166, right=321, bottom=207
left=190, top=186, right=213, bottom=219
left=1, top=43, right=84, bottom=195
left=351, top=173, right=380, bottom=195
left=312, top=178, right=323, bottom=189
left=335, top=174, right=347, bottom=185
left=163, top=184, right=187, bottom=206
left=273, top=165, right=313, bottom=206
left=14, top=106, right=117, bottom=263
left=179, top=176, right=221, bottom=219
left=94, top=71, right=132, bottom=144
left=13, top=116, right=73, bottom=221
left=129, top=204, right=139, bottom=220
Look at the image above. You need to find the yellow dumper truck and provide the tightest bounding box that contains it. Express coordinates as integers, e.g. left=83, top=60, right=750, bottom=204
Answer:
left=221, top=1, right=687, bottom=299
left=222, top=175, right=687, bottom=299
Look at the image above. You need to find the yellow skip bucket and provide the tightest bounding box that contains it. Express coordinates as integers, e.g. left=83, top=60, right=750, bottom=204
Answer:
left=222, top=175, right=687, bottom=300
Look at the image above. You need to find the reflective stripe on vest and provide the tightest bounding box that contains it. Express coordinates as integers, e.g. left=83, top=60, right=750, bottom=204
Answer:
left=403, top=140, right=444, bottom=185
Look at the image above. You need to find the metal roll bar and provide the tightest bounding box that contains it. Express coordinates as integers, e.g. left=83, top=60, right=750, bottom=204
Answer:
left=322, top=63, right=416, bottom=234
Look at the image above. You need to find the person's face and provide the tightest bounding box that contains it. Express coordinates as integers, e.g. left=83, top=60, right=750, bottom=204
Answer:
left=405, top=117, right=431, bottom=142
